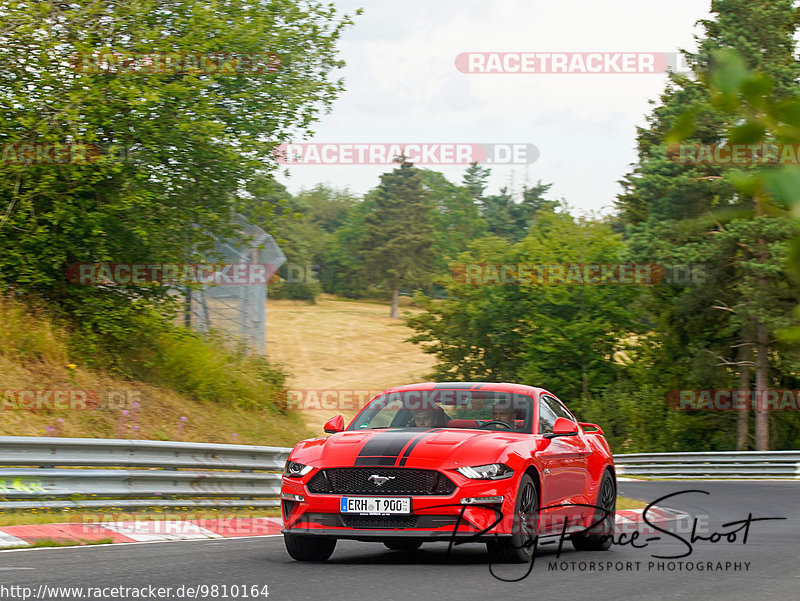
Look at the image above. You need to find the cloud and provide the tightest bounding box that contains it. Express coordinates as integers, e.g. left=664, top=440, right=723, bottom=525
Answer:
left=278, top=0, right=711, bottom=214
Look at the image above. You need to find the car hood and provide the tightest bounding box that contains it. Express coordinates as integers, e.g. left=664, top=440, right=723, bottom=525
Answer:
left=290, top=428, right=528, bottom=469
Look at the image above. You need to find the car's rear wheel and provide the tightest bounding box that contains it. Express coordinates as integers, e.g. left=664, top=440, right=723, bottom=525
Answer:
left=284, top=533, right=337, bottom=561
left=383, top=540, right=422, bottom=551
left=486, top=473, right=538, bottom=564
left=571, top=470, right=615, bottom=551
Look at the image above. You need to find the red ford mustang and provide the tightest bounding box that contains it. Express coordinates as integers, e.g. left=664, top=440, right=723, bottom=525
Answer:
left=281, top=382, right=616, bottom=562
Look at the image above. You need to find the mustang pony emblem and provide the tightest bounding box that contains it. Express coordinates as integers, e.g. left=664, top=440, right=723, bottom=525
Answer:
left=368, top=474, right=396, bottom=486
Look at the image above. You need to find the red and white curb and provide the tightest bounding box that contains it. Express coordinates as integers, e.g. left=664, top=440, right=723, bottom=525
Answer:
left=0, top=509, right=689, bottom=549
left=615, top=506, right=690, bottom=534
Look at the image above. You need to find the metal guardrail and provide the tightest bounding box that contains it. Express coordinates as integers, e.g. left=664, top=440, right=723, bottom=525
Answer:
left=614, top=451, right=800, bottom=479
left=0, top=437, right=291, bottom=510
left=1, top=438, right=798, bottom=511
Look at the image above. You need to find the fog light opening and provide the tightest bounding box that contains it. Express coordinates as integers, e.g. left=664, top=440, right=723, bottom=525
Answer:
left=460, top=495, right=504, bottom=505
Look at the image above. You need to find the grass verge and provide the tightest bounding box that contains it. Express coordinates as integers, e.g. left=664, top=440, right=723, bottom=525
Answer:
left=0, top=296, right=312, bottom=445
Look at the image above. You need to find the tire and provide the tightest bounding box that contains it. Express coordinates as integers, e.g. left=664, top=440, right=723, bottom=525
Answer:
left=284, top=533, right=337, bottom=561
left=486, top=473, right=538, bottom=564
left=383, top=541, right=422, bottom=551
left=572, top=470, right=615, bottom=552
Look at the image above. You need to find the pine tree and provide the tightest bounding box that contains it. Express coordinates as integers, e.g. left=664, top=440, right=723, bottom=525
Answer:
left=361, top=161, right=437, bottom=318
left=616, top=0, right=800, bottom=449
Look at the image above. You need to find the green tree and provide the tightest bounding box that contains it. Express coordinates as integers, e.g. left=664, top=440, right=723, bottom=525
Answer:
left=615, top=0, right=800, bottom=450
left=0, top=0, right=356, bottom=359
left=361, top=162, right=437, bottom=318
left=408, top=207, right=641, bottom=418
left=419, top=169, right=486, bottom=266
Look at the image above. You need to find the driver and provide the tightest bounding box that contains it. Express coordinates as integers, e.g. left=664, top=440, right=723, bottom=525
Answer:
left=490, top=399, right=524, bottom=430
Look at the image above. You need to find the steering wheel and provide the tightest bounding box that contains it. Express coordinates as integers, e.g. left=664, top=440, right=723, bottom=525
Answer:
left=479, top=420, right=513, bottom=430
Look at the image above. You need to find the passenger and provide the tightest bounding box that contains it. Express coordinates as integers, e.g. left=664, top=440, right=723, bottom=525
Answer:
left=410, top=408, right=448, bottom=428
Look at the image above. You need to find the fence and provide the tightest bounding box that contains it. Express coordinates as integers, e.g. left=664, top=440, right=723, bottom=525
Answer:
left=185, top=213, right=285, bottom=354
left=613, top=450, right=800, bottom=479
left=1, top=440, right=798, bottom=511
left=0, top=437, right=289, bottom=510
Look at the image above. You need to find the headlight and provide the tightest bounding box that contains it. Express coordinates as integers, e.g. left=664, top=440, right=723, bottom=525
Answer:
left=456, top=463, right=513, bottom=480
left=283, top=461, right=313, bottom=477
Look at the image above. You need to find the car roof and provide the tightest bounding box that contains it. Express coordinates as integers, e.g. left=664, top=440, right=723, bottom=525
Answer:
left=379, top=382, right=552, bottom=397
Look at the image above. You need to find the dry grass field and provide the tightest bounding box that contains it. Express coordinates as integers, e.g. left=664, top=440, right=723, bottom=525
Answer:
left=265, top=295, right=437, bottom=432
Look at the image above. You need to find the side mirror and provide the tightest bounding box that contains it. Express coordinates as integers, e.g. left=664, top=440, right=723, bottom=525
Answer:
left=544, top=417, right=579, bottom=439
left=323, top=415, right=345, bottom=434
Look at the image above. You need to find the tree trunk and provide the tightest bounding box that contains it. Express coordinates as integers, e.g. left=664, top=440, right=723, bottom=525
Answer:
left=754, top=322, right=769, bottom=450
left=752, top=196, right=770, bottom=451
left=736, top=344, right=750, bottom=451
left=390, top=288, right=399, bottom=319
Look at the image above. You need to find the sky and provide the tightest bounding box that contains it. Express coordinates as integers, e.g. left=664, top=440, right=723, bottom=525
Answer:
left=274, top=0, right=714, bottom=215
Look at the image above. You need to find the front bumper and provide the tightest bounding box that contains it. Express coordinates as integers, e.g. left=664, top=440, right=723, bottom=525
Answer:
left=281, top=469, right=521, bottom=540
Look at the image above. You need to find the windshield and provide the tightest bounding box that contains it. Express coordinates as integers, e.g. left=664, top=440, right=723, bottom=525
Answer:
left=348, top=389, right=533, bottom=432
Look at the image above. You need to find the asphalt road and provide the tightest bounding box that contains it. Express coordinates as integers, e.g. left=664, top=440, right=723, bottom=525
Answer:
left=0, top=481, right=797, bottom=601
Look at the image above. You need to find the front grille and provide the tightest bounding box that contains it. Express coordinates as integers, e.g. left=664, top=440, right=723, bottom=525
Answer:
left=307, top=468, right=456, bottom=495
left=341, top=515, right=418, bottom=529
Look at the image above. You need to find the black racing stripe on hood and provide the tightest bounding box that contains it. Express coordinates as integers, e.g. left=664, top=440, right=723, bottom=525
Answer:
left=354, top=456, right=397, bottom=467
left=354, top=430, right=421, bottom=466
left=397, top=428, right=442, bottom=466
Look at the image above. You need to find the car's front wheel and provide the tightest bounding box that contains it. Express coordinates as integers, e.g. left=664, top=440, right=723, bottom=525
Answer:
left=284, top=533, right=337, bottom=561
left=571, top=470, right=615, bottom=551
left=486, top=473, right=538, bottom=564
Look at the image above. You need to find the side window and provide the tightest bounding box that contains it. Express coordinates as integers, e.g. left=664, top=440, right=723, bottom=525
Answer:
left=538, top=398, right=558, bottom=434
left=540, top=395, right=577, bottom=434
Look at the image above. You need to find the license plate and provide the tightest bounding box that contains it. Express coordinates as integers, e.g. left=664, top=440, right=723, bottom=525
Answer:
left=340, top=497, right=411, bottom=515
